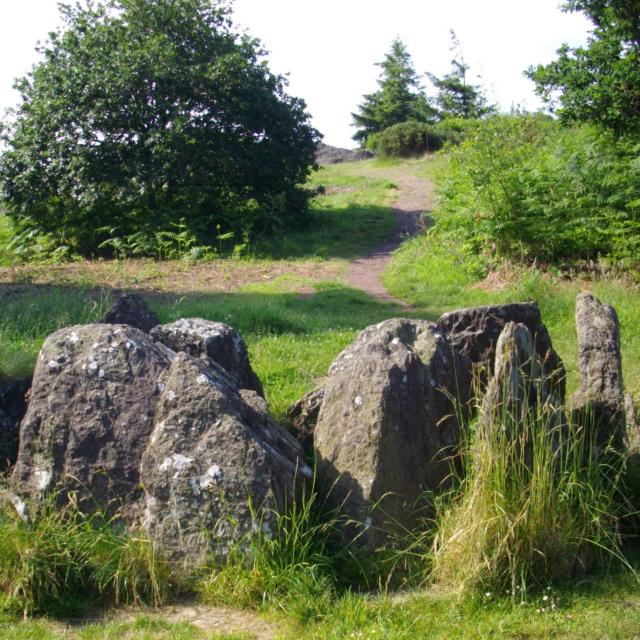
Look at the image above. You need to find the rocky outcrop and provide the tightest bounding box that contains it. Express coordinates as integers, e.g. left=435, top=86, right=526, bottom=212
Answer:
left=315, top=143, right=373, bottom=166
left=571, top=293, right=625, bottom=450
left=437, top=302, right=565, bottom=400
left=151, top=319, right=263, bottom=396
left=140, top=354, right=308, bottom=564
left=0, top=376, right=31, bottom=471
left=285, top=386, right=325, bottom=458
left=102, top=293, right=160, bottom=333
left=12, top=324, right=173, bottom=513
left=314, top=318, right=471, bottom=547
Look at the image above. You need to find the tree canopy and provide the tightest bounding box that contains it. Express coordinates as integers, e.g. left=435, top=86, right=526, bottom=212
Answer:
left=0, top=0, right=320, bottom=256
left=527, top=0, right=640, bottom=136
left=351, top=39, right=436, bottom=145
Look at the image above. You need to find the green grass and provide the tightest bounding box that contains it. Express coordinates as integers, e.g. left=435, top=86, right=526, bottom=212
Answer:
left=2, top=155, right=640, bottom=637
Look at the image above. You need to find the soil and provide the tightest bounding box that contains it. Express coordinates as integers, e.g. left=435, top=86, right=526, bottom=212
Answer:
left=346, top=164, right=433, bottom=307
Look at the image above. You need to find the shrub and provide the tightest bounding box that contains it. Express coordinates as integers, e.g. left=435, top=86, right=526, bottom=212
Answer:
left=376, top=121, right=444, bottom=157
left=0, top=0, right=319, bottom=256
left=436, top=115, right=640, bottom=266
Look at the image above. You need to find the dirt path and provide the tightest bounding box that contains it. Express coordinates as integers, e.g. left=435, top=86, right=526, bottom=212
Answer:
left=346, top=164, right=433, bottom=307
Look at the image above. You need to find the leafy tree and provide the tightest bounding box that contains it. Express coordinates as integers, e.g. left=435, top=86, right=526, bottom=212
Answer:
left=527, top=0, right=640, bottom=136
left=351, top=39, right=436, bottom=145
left=0, top=0, right=320, bottom=255
left=428, top=31, right=495, bottom=120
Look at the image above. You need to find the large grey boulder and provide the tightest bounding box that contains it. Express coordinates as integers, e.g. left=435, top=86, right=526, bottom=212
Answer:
left=0, top=376, right=31, bottom=471
left=12, top=324, right=173, bottom=514
left=571, top=293, right=625, bottom=450
left=140, top=353, right=308, bottom=564
left=151, top=318, right=263, bottom=397
left=102, top=293, right=160, bottom=333
left=437, top=302, right=565, bottom=400
left=314, top=318, right=471, bottom=547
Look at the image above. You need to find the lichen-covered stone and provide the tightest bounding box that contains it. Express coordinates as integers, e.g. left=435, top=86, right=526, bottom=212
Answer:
left=102, top=293, right=160, bottom=333
left=12, top=324, right=173, bottom=513
left=571, top=293, right=625, bottom=450
left=151, top=318, right=263, bottom=396
left=314, top=318, right=471, bottom=547
left=437, top=302, right=565, bottom=400
left=0, top=376, right=31, bottom=471
left=140, top=353, right=309, bottom=564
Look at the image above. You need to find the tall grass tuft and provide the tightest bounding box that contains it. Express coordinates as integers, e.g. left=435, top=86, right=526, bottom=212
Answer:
left=197, top=478, right=376, bottom=623
left=430, top=393, right=628, bottom=598
left=0, top=494, right=169, bottom=616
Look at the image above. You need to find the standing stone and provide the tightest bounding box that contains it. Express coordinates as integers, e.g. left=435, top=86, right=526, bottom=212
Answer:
left=437, top=302, right=565, bottom=401
left=151, top=318, right=264, bottom=396
left=314, top=318, right=471, bottom=547
left=12, top=324, right=173, bottom=515
left=480, top=323, right=563, bottom=452
left=140, top=353, right=309, bottom=564
left=102, top=293, right=160, bottom=333
left=571, top=293, right=625, bottom=450
left=0, top=376, right=31, bottom=471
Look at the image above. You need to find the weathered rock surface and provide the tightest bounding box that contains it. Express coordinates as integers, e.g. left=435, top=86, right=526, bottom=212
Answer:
left=12, top=324, right=173, bottom=513
left=151, top=318, right=263, bottom=396
left=102, top=293, right=160, bottom=333
left=314, top=318, right=471, bottom=547
left=571, top=293, right=625, bottom=449
left=480, top=322, right=562, bottom=447
left=437, top=302, right=565, bottom=400
left=285, top=386, right=325, bottom=457
left=0, top=376, right=31, bottom=471
left=315, top=143, right=373, bottom=165
left=140, top=353, right=308, bottom=563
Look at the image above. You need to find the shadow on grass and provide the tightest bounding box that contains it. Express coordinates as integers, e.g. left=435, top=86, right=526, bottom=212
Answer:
left=0, top=281, right=437, bottom=380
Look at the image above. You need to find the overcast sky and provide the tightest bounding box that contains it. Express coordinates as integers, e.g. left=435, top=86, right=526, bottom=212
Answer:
left=0, top=0, right=592, bottom=148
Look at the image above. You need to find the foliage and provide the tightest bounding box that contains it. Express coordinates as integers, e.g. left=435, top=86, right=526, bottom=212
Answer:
left=527, top=0, right=640, bottom=136
left=351, top=39, right=436, bottom=146
left=0, top=494, right=169, bottom=616
left=376, top=121, right=444, bottom=157
left=434, top=115, right=640, bottom=265
left=428, top=31, right=495, bottom=120
left=0, top=0, right=319, bottom=256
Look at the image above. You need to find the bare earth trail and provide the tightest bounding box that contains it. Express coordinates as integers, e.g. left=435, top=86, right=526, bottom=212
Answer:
left=346, top=162, right=434, bottom=307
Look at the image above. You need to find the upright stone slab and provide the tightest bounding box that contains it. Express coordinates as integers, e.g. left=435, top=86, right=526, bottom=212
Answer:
left=151, top=318, right=264, bottom=396
left=314, top=318, right=471, bottom=547
left=437, top=302, right=565, bottom=400
left=140, top=353, right=309, bottom=564
left=571, top=293, right=625, bottom=450
left=480, top=322, right=563, bottom=452
left=12, top=324, right=173, bottom=515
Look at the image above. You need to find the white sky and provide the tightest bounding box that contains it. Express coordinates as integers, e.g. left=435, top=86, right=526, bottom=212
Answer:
left=0, top=0, right=592, bottom=148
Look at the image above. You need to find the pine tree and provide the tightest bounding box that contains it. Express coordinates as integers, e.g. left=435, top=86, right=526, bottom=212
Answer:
left=429, top=31, right=495, bottom=119
left=351, top=39, right=436, bottom=145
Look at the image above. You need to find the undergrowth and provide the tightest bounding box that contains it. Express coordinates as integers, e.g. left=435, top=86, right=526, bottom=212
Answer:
left=0, top=494, right=169, bottom=617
